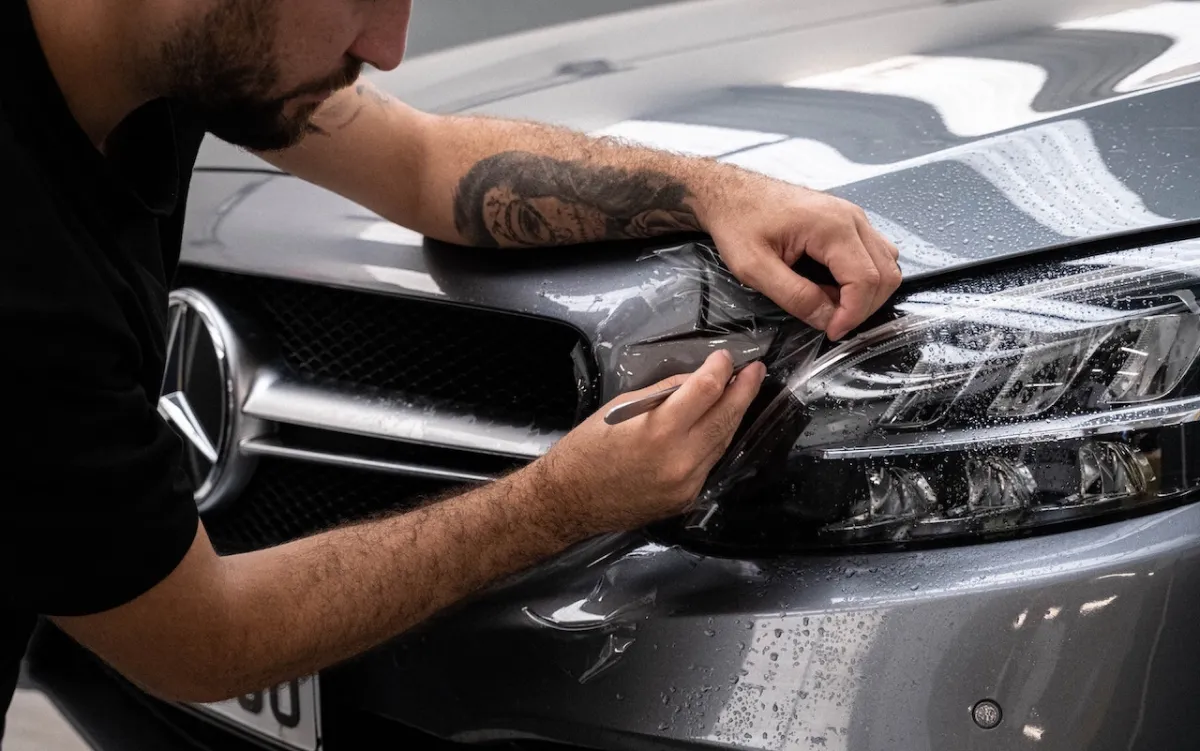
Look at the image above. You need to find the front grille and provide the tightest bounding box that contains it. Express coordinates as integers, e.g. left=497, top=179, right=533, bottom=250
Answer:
left=239, top=275, right=587, bottom=430
left=174, top=269, right=587, bottom=554
left=205, top=458, right=465, bottom=555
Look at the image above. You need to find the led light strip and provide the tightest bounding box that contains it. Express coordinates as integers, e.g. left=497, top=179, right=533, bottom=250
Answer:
left=811, top=393, right=1200, bottom=460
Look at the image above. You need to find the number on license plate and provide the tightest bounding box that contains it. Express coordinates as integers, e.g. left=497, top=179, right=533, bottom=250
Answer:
left=195, top=676, right=321, bottom=751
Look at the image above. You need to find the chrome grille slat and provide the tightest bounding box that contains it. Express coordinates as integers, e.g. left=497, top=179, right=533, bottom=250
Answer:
left=242, top=371, right=562, bottom=459
left=239, top=437, right=497, bottom=484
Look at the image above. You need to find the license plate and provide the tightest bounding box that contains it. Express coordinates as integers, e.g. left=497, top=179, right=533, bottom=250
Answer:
left=194, top=676, right=321, bottom=750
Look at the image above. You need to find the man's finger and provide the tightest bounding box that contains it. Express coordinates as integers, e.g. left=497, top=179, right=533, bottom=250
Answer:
left=661, top=349, right=737, bottom=427
left=693, top=361, right=767, bottom=454
left=856, top=215, right=902, bottom=320
left=807, top=228, right=878, bottom=341
left=870, top=226, right=904, bottom=308
left=859, top=217, right=902, bottom=269
left=738, top=251, right=839, bottom=331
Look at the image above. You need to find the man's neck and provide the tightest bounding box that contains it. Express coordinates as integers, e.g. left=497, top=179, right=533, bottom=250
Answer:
left=27, top=0, right=154, bottom=149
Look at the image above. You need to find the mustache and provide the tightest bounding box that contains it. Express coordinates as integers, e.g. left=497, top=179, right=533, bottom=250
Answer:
left=282, top=57, right=364, bottom=100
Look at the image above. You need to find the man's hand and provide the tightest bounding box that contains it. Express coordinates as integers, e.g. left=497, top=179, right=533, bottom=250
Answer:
left=696, top=177, right=902, bottom=342
left=537, top=350, right=767, bottom=536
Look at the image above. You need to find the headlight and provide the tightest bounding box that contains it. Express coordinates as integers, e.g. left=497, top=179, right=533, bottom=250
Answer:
left=609, top=240, right=1200, bottom=550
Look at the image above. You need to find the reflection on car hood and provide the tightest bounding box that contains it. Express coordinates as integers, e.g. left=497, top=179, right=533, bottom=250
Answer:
left=189, top=0, right=1200, bottom=278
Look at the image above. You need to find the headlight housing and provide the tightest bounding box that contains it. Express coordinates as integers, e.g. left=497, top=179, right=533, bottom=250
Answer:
left=607, top=241, right=1200, bottom=550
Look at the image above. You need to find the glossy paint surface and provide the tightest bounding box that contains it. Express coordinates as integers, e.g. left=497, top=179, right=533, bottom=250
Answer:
left=334, top=503, right=1200, bottom=750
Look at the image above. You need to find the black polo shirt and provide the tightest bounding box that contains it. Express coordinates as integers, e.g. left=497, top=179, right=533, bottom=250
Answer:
left=0, top=0, right=203, bottom=736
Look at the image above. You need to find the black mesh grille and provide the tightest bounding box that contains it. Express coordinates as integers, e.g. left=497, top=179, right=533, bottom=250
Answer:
left=239, top=275, right=586, bottom=430
left=205, top=459, right=463, bottom=555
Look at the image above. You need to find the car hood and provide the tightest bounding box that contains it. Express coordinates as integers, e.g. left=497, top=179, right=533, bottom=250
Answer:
left=187, top=0, right=1200, bottom=284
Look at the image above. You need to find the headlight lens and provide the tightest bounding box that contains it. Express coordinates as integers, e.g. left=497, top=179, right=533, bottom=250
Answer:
left=669, top=241, right=1200, bottom=549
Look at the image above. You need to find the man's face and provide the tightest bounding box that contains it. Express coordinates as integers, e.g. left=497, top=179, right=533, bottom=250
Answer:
left=159, top=0, right=412, bottom=151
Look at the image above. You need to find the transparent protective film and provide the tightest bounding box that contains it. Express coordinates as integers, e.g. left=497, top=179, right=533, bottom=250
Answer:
left=686, top=331, right=825, bottom=530
left=592, top=242, right=844, bottom=531
left=594, top=243, right=785, bottom=402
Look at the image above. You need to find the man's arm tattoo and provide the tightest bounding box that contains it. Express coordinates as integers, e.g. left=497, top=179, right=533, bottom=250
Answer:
left=356, top=83, right=393, bottom=108
left=452, top=151, right=703, bottom=248
left=312, top=83, right=395, bottom=134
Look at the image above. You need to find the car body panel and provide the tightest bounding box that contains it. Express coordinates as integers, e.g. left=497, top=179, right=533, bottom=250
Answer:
left=329, top=502, right=1200, bottom=751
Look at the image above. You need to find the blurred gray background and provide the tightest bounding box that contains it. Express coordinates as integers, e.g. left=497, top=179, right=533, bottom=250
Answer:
left=406, top=0, right=683, bottom=56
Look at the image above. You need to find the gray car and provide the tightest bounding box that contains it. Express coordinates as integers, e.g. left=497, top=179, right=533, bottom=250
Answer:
left=23, top=1, right=1200, bottom=750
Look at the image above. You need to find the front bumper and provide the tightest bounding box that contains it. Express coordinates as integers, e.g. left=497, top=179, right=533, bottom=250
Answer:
left=24, top=501, right=1200, bottom=751
left=328, top=501, right=1200, bottom=751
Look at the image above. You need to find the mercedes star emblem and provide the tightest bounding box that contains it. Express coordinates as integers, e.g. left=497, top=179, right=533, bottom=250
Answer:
left=159, top=289, right=253, bottom=511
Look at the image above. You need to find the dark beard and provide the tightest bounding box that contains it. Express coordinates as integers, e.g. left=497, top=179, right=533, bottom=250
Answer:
left=158, top=0, right=361, bottom=151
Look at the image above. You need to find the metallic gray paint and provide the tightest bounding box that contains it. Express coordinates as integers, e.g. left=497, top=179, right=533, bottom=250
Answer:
left=336, top=502, right=1200, bottom=751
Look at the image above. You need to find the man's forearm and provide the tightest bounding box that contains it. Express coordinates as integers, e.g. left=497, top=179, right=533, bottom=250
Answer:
left=213, top=459, right=581, bottom=696
left=412, top=114, right=754, bottom=248
left=274, top=83, right=760, bottom=250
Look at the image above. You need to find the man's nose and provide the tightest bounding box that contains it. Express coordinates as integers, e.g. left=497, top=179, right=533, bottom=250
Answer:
left=347, top=3, right=411, bottom=72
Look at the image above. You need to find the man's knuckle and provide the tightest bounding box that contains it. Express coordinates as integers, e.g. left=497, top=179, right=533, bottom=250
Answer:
left=785, top=296, right=813, bottom=316
left=661, top=457, right=695, bottom=488
left=781, top=283, right=819, bottom=311
left=720, top=424, right=741, bottom=453
left=646, top=420, right=672, bottom=445
left=661, top=373, right=689, bottom=391
left=704, top=419, right=733, bottom=446
left=730, top=257, right=762, bottom=285
left=861, top=266, right=883, bottom=288
left=695, top=373, right=725, bottom=399
left=822, top=211, right=852, bottom=234
left=777, top=286, right=806, bottom=309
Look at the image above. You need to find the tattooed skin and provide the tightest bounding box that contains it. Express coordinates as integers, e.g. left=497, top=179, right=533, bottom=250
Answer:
left=309, top=82, right=394, bottom=136
left=452, top=151, right=703, bottom=247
